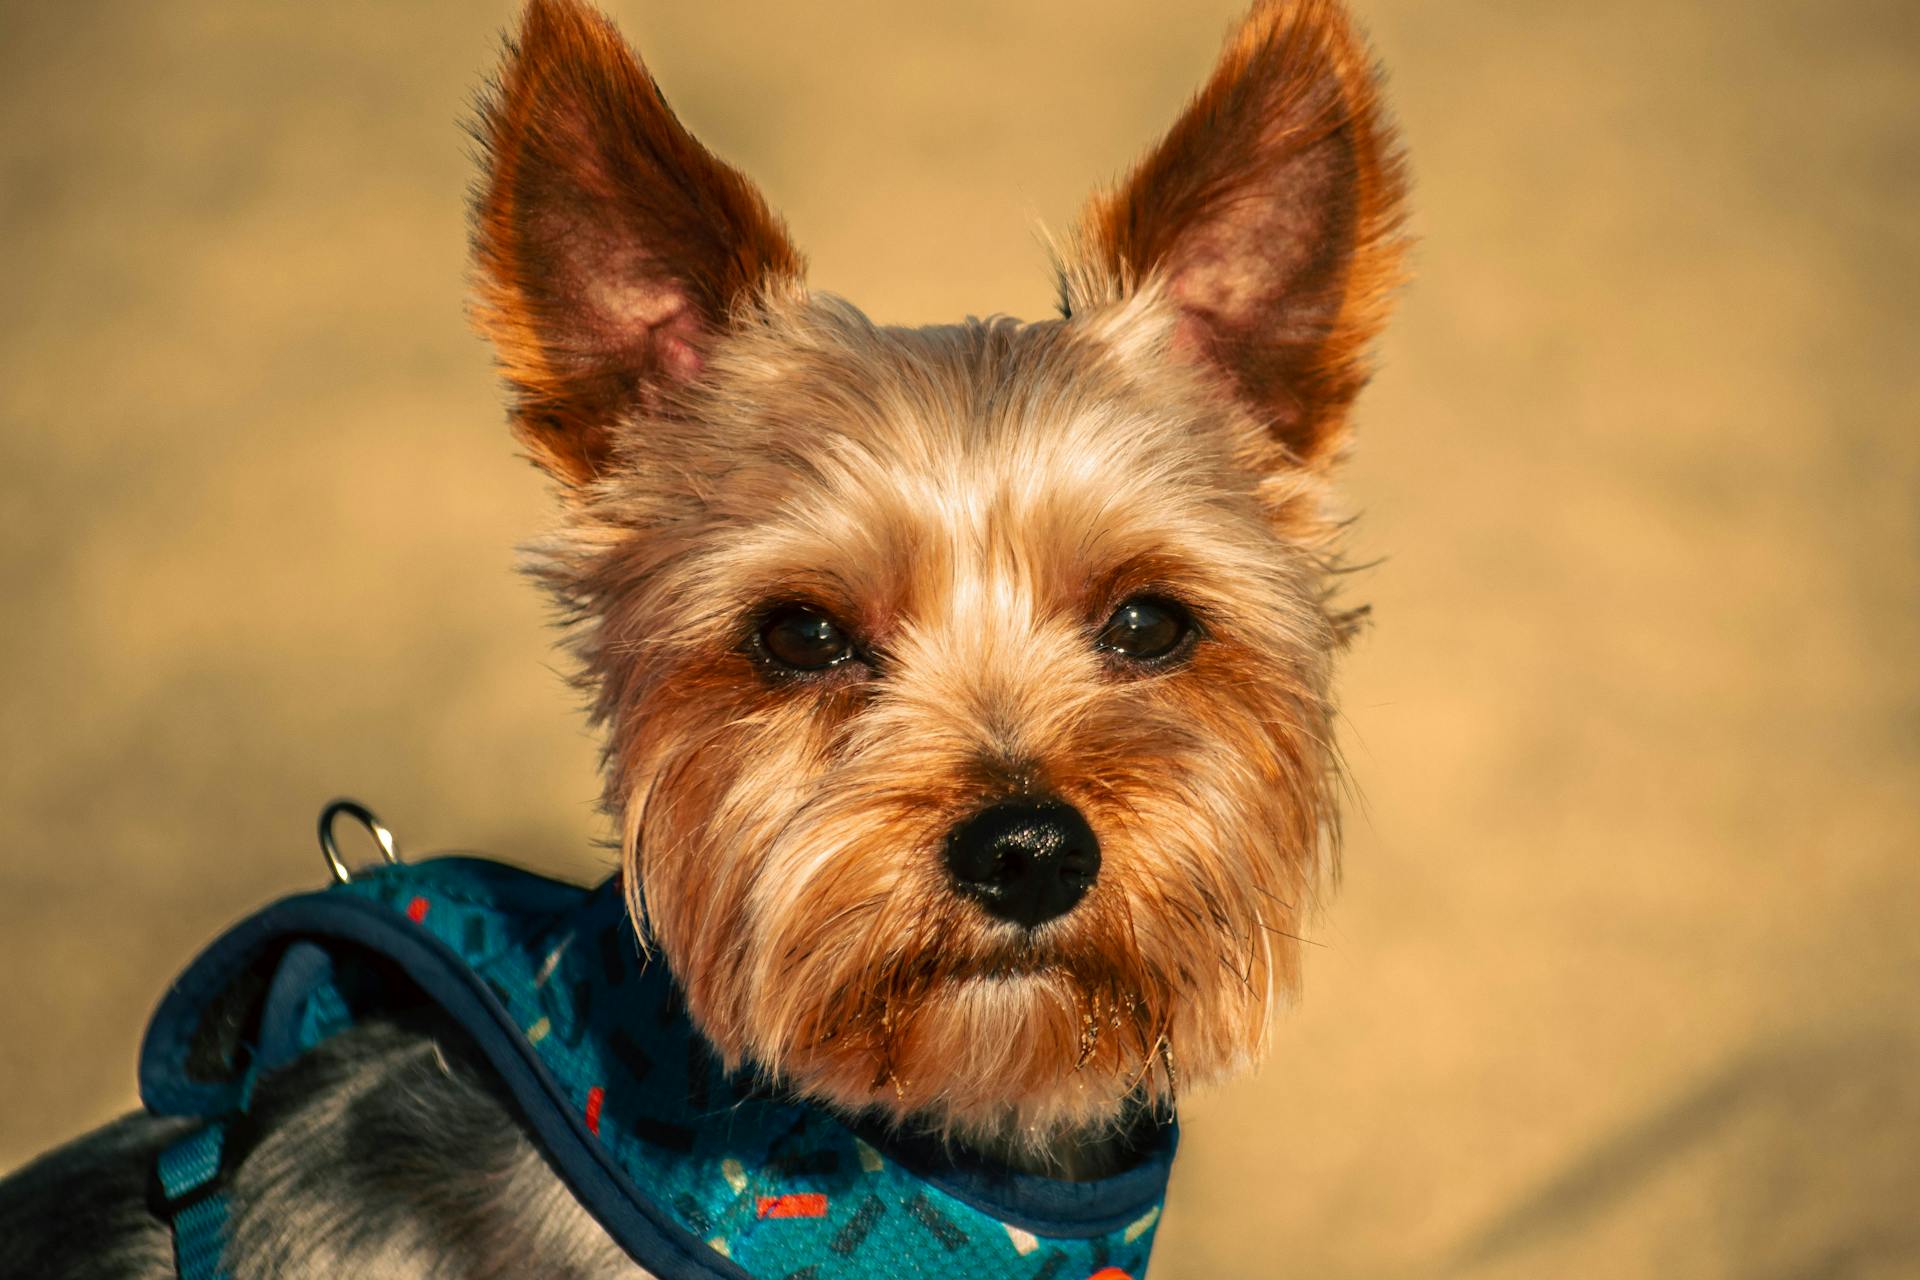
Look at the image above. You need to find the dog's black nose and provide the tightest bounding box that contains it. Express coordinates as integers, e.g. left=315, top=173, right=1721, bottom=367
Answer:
left=944, top=799, right=1100, bottom=929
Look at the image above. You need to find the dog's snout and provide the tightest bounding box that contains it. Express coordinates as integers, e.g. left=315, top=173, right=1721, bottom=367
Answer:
left=944, top=799, right=1100, bottom=929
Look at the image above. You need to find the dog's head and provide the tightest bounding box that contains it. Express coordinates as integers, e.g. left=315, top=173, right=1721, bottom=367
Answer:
left=470, top=0, right=1404, bottom=1150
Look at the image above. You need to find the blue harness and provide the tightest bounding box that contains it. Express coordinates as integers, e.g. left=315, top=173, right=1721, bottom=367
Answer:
left=139, top=854, right=1173, bottom=1279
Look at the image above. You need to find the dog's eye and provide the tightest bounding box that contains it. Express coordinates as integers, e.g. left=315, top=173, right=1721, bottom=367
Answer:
left=1096, top=597, right=1194, bottom=664
left=758, top=605, right=856, bottom=672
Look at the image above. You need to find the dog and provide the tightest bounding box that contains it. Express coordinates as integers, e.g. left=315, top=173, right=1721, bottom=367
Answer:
left=0, top=0, right=1405, bottom=1275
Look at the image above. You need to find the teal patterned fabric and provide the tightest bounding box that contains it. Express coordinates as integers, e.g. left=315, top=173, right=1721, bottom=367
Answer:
left=145, top=857, right=1172, bottom=1280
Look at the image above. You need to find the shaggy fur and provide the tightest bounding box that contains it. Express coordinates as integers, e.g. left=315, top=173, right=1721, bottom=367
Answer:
left=0, top=0, right=1406, bottom=1273
left=562, top=293, right=1351, bottom=1150
left=489, top=0, right=1407, bottom=1155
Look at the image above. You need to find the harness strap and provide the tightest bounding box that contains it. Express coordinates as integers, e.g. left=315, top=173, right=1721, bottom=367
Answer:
left=155, top=1120, right=234, bottom=1280
left=136, top=853, right=1175, bottom=1280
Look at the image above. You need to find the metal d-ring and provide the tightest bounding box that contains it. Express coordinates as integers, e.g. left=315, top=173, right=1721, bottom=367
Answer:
left=318, top=798, right=400, bottom=885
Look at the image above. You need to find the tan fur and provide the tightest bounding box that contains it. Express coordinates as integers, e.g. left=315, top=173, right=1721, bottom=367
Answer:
left=473, top=0, right=1406, bottom=1161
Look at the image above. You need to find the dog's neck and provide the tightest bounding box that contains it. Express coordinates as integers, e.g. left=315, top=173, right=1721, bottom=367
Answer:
left=863, top=1095, right=1169, bottom=1183
left=970, top=1126, right=1143, bottom=1181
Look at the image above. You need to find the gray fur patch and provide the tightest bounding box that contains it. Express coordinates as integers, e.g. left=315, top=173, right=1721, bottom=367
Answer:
left=0, top=1020, right=647, bottom=1279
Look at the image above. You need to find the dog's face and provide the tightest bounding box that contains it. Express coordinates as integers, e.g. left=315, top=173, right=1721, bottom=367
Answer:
left=471, top=0, right=1403, bottom=1148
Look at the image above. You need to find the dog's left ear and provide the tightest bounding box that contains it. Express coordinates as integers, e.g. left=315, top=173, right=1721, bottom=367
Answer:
left=1064, top=0, right=1407, bottom=467
left=470, top=0, right=805, bottom=487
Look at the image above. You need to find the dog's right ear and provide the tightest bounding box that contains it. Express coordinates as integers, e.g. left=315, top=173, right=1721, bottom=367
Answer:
left=471, top=0, right=805, bottom=486
left=1063, top=0, right=1405, bottom=470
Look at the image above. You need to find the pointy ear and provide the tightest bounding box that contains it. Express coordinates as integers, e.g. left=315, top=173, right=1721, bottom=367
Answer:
left=471, top=0, right=805, bottom=486
left=1063, top=0, right=1407, bottom=467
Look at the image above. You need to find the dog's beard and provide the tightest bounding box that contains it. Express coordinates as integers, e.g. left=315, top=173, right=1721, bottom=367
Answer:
left=611, top=662, right=1333, bottom=1150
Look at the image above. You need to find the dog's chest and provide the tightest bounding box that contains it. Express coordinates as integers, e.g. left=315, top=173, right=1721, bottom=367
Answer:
left=140, top=857, right=1171, bottom=1279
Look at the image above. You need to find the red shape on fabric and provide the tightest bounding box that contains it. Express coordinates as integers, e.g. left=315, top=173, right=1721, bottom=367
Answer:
left=1087, top=1270, right=1134, bottom=1280
left=405, top=896, right=430, bottom=923
left=756, top=1194, right=829, bottom=1219
left=585, top=1085, right=605, bottom=1135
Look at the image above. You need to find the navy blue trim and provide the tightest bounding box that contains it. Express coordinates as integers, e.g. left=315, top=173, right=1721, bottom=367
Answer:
left=859, top=1117, right=1177, bottom=1238
left=140, top=881, right=750, bottom=1280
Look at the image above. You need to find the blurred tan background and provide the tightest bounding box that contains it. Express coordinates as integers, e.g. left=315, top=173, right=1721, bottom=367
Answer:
left=3, top=0, right=1917, bottom=1275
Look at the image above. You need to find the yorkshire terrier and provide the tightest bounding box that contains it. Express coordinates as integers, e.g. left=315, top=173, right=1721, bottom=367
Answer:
left=0, top=0, right=1405, bottom=1275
